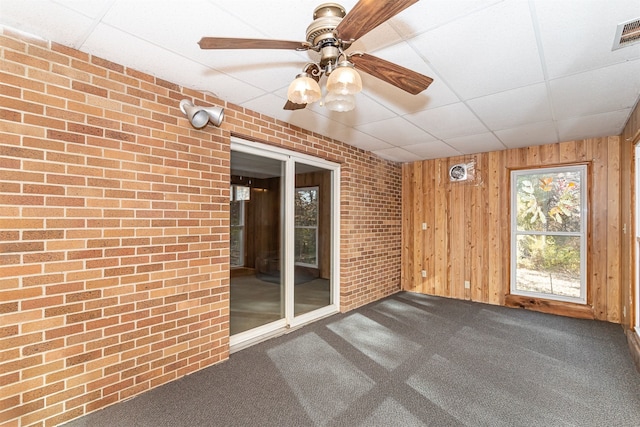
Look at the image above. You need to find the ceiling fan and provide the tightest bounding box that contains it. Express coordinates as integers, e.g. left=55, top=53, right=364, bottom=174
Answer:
left=198, top=0, right=433, bottom=112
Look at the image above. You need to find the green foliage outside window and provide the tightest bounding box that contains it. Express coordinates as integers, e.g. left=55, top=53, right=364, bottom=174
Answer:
left=515, top=171, right=582, bottom=279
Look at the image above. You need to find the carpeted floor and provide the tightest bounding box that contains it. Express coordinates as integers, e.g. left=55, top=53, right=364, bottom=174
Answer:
left=63, top=292, right=640, bottom=427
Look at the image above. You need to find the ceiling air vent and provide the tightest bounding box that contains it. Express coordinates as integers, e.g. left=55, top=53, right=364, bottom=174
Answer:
left=612, top=18, right=640, bottom=50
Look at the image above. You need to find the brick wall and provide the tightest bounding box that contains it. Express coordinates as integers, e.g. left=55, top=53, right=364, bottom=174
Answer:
left=0, top=28, right=402, bottom=426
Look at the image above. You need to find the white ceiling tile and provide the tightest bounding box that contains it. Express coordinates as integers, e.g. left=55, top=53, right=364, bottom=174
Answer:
left=405, top=103, right=489, bottom=139
left=214, top=0, right=359, bottom=40
left=355, top=117, right=437, bottom=147
left=372, top=147, right=423, bottom=163
left=307, top=92, right=397, bottom=127
left=0, top=0, right=96, bottom=48
left=467, top=83, right=553, bottom=130
left=82, top=24, right=266, bottom=104
left=102, top=1, right=249, bottom=54
left=355, top=42, right=460, bottom=114
left=330, top=128, right=395, bottom=152
left=495, top=121, right=559, bottom=149
left=557, top=109, right=632, bottom=141
left=51, top=0, right=113, bottom=18
left=411, top=1, right=545, bottom=99
left=100, top=0, right=311, bottom=93
left=533, top=0, right=640, bottom=78
left=348, top=22, right=403, bottom=53
left=401, top=141, right=462, bottom=160
left=550, top=59, right=640, bottom=120
left=444, top=132, right=506, bottom=155
left=240, top=93, right=300, bottom=123
left=391, top=0, right=505, bottom=38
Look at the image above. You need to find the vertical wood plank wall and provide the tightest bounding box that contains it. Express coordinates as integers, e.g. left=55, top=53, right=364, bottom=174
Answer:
left=621, top=100, right=640, bottom=330
left=402, top=137, right=622, bottom=322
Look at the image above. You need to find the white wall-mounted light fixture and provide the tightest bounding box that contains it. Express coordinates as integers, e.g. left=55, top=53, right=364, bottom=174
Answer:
left=179, top=99, right=224, bottom=128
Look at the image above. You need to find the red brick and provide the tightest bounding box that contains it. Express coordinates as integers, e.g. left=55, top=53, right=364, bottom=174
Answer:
left=66, top=349, right=102, bottom=367
left=46, top=129, right=85, bottom=144
left=71, top=81, right=107, bottom=97
left=22, top=338, right=64, bottom=356
left=21, top=295, right=63, bottom=310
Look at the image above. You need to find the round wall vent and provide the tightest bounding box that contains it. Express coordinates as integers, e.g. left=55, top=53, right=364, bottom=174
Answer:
left=449, top=163, right=468, bottom=182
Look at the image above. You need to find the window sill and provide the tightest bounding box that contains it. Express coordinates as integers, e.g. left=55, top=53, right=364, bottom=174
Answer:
left=504, top=294, right=595, bottom=320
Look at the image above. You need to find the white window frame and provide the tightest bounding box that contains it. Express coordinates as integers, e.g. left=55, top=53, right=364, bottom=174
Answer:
left=294, top=186, right=319, bottom=268
left=510, top=165, right=588, bottom=304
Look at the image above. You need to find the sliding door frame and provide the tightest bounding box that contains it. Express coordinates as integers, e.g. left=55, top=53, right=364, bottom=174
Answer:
left=229, top=137, right=340, bottom=350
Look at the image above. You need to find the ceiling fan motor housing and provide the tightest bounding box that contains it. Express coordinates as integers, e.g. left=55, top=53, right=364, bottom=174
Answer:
left=306, top=3, right=346, bottom=66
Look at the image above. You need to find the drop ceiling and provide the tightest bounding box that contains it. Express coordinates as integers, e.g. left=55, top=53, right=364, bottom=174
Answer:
left=1, top=0, right=639, bottom=162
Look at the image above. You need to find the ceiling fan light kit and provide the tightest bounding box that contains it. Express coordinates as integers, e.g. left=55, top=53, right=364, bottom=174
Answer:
left=326, top=61, right=362, bottom=96
left=287, top=72, right=322, bottom=104
left=323, top=91, right=356, bottom=112
left=198, top=0, right=433, bottom=112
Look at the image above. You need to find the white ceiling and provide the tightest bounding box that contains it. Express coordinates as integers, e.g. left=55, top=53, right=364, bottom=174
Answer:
left=1, top=0, right=639, bottom=162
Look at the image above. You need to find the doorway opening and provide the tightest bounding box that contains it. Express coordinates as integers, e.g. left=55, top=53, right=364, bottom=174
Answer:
left=229, top=138, right=340, bottom=350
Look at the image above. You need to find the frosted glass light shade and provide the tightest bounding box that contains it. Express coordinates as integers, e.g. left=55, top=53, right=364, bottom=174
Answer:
left=287, top=73, right=322, bottom=104
left=324, top=91, right=355, bottom=112
left=326, top=62, right=362, bottom=96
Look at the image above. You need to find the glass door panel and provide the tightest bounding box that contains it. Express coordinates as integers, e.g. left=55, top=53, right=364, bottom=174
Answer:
left=294, top=163, right=332, bottom=316
left=230, top=151, right=284, bottom=335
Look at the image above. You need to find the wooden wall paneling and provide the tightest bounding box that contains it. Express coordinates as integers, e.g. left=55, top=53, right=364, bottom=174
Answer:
left=540, top=142, right=559, bottom=164
left=621, top=96, right=639, bottom=353
left=401, top=137, right=623, bottom=322
left=423, top=160, right=436, bottom=295
left=527, top=144, right=540, bottom=164
left=401, top=164, right=413, bottom=290
left=413, top=162, right=425, bottom=292
left=619, top=136, right=633, bottom=327
left=576, top=139, right=589, bottom=161
left=468, top=154, right=483, bottom=301
left=607, top=136, right=621, bottom=322
left=499, top=151, right=511, bottom=305
left=559, top=140, right=577, bottom=163
left=479, top=153, right=491, bottom=302
left=449, top=157, right=466, bottom=299
left=464, top=165, right=473, bottom=301
left=486, top=151, right=504, bottom=305
left=401, top=164, right=419, bottom=291
left=434, top=159, right=449, bottom=296
left=590, top=139, right=608, bottom=320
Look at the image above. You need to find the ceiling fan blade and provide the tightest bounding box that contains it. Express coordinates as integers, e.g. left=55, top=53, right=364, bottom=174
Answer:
left=198, top=37, right=310, bottom=50
left=336, top=0, right=419, bottom=42
left=284, top=100, right=307, bottom=110
left=350, top=53, right=433, bottom=95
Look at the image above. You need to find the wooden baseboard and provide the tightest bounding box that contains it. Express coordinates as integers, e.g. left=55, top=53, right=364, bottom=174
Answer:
left=626, top=328, right=640, bottom=374
left=504, top=294, right=595, bottom=320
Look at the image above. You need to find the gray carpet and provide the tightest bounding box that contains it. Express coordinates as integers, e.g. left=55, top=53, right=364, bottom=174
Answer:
left=63, top=292, right=640, bottom=427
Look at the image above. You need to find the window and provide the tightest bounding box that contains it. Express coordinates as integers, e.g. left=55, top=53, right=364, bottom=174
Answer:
left=294, top=186, right=318, bottom=267
left=230, top=185, right=249, bottom=267
left=510, top=165, right=587, bottom=303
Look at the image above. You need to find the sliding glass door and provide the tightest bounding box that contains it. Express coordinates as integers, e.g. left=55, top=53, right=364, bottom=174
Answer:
left=294, top=163, right=332, bottom=317
left=229, top=138, right=340, bottom=350
left=229, top=151, right=285, bottom=336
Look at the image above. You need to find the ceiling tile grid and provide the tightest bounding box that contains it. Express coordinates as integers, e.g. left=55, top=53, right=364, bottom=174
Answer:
left=0, top=0, right=638, bottom=161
